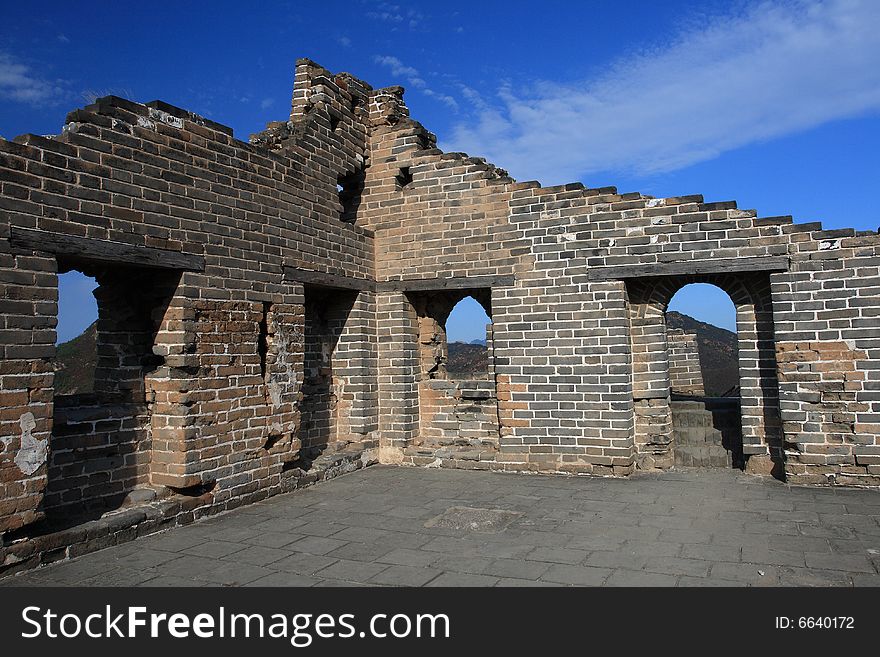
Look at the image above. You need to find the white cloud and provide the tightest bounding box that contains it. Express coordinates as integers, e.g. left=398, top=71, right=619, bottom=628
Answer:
left=365, top=3, right=422, bottom=28
left=445, top=0, right=880, bottom=185
left=374, top=54, right=460, bottom=113
left=457, top=84, right=487, bottom=111
left=337, top=35, right=352, bottom=48
left=423, top=88, right=459, bottom=111
left=260, top=97, right=274, bottom=109
left=0, top=51, right=68, bottom=105
left=374, top=55, right=425, bottom=88
left=367, top=2, right=403, bottom=24
left=406, top=8, right=424, bottom=29
left=367, top=11, right=403, bottom=23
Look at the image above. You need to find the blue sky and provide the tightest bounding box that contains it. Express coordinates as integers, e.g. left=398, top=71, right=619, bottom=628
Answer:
left=1, top=0, right=877, bottom=342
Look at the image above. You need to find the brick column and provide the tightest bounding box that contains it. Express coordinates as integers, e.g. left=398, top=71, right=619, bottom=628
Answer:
left=335, top=291, right=378, bottom=445
left=376, top=291, right=419, bottom=461
left=0, top=248, right=56, bottom=534
left=629, top=301, right=674, bottom=468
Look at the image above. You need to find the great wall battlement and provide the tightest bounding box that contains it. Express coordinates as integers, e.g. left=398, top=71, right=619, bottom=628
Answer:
left=1, top=58, right=878, bottom=574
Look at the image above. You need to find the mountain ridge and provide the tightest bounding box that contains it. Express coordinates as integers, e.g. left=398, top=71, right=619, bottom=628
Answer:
left=54, top=320, right=97, bottom=395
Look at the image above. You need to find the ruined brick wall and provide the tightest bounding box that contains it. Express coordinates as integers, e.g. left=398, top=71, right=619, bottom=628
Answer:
left=361, top=88, right=521, bottom=282
left=361, top=75, right=878, bottom=483
left=0, top=58, right=378, bottom=535
left=362, top=93, right=636, bottom=475
left=354, top=68, right=876, bottom=482
left=667, top=330, right=705, bottom=396
left=2, top=56, right=880, bottom=547
left=0, top=251, right=54, bottom=533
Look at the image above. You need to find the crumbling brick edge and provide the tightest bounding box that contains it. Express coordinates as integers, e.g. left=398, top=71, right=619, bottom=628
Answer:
left=0, top=447, right=378, bottom=581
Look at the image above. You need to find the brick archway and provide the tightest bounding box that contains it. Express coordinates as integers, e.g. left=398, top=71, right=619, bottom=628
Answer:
left=625, top=271, right=782, bottom=474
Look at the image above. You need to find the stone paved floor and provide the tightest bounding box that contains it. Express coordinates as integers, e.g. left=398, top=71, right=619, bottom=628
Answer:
left=3, top=466, right=880, bottom=587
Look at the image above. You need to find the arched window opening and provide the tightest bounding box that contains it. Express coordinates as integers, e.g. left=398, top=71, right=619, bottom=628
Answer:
left=445, top=296, right=492, bottom=380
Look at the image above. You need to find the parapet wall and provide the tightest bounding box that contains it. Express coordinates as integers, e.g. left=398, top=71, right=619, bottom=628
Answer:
left=0, top=59, right=381, bottom=540
left=1, top=56, right=879, bottom=574
left=362, top=72, right=879, bottom=484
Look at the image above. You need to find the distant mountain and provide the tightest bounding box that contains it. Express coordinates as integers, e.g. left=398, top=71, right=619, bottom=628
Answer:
left=447, top=342, right=490, bottom=377
left=666, top=311, right=738, bottom=396
left=54, top=321, right=96, bottom=395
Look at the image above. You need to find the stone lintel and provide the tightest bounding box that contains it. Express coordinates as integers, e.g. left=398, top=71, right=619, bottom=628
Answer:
left=10, top=227, right=205, bottom=271
left=584, top=256, right=790, bottom=281
left=283, top=266, right=376, bottom=291
left=376, top=274, right=515, bottom=292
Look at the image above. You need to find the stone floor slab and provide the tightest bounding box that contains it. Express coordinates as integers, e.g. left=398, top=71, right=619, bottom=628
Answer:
left=2, top=466, right=878, bottom=587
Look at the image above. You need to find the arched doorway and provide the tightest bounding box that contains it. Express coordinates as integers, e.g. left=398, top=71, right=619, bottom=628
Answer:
left=626, top=271, right=782, bottom=475
left=666, top=284, right=742, bottom=468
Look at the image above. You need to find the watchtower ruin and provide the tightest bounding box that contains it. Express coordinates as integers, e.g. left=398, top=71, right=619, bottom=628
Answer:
left=1, top=58, right=878, bottom=573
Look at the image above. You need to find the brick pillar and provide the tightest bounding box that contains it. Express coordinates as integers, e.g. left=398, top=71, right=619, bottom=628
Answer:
left=150, top=294, right=304, bottom=490
left=0, top=248, right=56, bottom=534
left=376, top=291, right=419, bottom=461
left=629, top=301, right=674, bottom=468
left=336, top=291, right=378, bottom=446
left=146, top=295, right=199, bottom=489
left=737, top=301, right=781, bottom=467
left=301, top=288, right=375, bottom=451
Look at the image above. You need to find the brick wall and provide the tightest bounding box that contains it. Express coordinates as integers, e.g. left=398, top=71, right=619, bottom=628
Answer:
left=361, top=79, right=877, bottom=484
left=0, top=249, right=55, bottom=533
left=415, top=379, right=499, bottom=451
left=2, top=56, right=879, bottom=545
left=47, top=395, right=150, bottom=514
left=667, top=330, right=705, bottom=395
left=300, top=287, right=376, bottom=455
left=771, top=231, right=880, bottom=484
left=0, top=58, right=377, bottom=535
